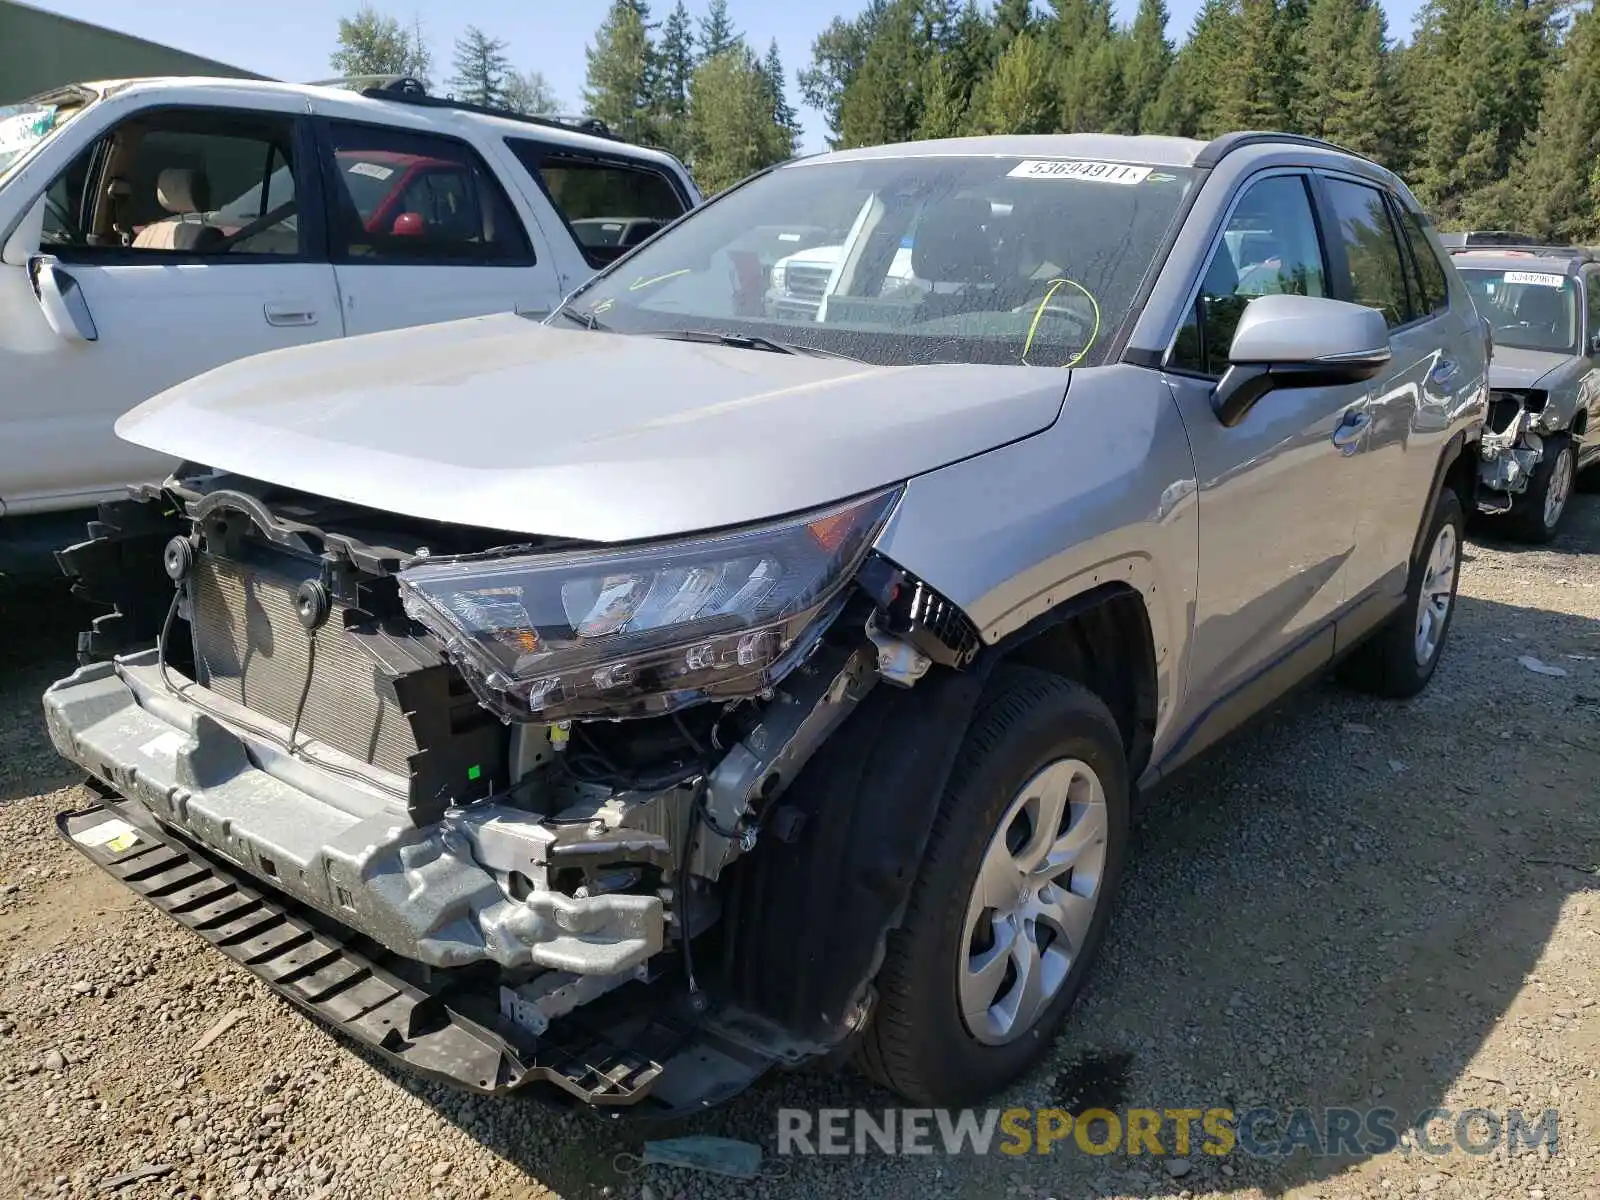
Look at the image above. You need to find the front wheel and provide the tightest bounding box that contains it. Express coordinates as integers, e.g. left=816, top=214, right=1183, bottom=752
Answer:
left=855, top=667, right=1129, bottom=1105
left=1508, top=433, right=1576, bottom=542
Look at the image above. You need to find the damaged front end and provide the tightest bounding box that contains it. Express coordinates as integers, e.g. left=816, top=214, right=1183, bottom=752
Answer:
left=44, top=470, right=980, bottom=1112
left=1477, top=388, right=1555, bottom=512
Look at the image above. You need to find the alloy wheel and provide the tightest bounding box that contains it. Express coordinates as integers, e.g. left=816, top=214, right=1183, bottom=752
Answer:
left=959, top=758, right=1109, bottom=1046
left=1544, top=445, right=1575, bottom=532
left=1413, top=522, right=1458, bottom=667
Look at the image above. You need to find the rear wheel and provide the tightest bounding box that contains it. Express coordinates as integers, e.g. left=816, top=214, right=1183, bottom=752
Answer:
left=1339, top=487, right=1464, bottom=699
left=1507, top=433, right=1576, bottom=543
left=856, top=667, right=1129, bottom=1105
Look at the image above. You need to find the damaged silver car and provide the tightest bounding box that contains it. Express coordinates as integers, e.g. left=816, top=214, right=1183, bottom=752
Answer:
left=1450, top=238, right=1600, bottom=540
left=44, top=133, right=1486, bottom=1114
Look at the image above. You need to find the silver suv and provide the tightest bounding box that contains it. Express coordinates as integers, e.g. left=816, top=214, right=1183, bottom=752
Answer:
left=1446, top=237, right=1600, bottom=540
left=44, top=132, right=1485, bottom=1114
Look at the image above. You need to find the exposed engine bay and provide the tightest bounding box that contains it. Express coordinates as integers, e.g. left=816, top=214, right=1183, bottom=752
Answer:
left=1478, top=388, right=1554, bottom=509
left=44, top=468, right=982, bottom=1111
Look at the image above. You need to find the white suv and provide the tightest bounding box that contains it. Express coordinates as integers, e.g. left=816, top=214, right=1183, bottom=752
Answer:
left=0, top=76, right=698, bottom=566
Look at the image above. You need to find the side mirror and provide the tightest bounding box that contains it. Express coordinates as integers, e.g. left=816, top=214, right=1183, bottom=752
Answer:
left=391, top=212, right=425, bottom=237
left=2, top=193, right=47, bottom=267
left=28, top=254, right=98, bottom=342
left=1212, top=293, right=1391, bottom=427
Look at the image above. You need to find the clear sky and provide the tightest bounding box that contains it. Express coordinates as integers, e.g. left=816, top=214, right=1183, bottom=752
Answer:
left=31, top=0, right=1431, bottom=153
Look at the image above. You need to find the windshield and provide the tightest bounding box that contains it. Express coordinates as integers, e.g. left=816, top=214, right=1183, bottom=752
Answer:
left=1458, top=267, right=1579, bottom=355
left=0, top=98, right=90, bottom=183
left=553, top=155, right=1197, bottom=368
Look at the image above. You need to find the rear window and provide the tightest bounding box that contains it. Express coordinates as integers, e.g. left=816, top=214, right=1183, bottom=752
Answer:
left=506, top=139, right=687, bottom=267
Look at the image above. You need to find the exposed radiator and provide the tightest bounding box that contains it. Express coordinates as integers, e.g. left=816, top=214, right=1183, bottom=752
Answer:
left=188, top=553, right=418, bottom=778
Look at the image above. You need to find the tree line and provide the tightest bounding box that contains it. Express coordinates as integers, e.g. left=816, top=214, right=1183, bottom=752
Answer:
left=329, top=1, right=801, bottom=194
left=803, top=0, right=1599, bottom=241
left=331, top=0, right=1600, bottom=240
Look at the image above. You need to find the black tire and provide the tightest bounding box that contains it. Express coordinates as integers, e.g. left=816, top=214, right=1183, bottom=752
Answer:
left=1506, top=433, right=1576, bottom=543
left=855, top=666, right=1130, bottom=1105
left=1339, top=486, right=1464, bottom=699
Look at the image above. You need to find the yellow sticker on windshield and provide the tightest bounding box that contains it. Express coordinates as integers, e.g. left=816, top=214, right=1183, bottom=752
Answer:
left=1007, top=160, right=1152, bottom=185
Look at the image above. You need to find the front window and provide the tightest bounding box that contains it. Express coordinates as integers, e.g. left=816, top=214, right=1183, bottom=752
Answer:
left=1458, top=268, right=1579, bottom=354
left=553, top=155, right=1197, bottom=368
left=0, top=94, right=92, bottom=183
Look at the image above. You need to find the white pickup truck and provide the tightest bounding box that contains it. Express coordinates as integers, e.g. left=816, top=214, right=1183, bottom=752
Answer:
left=0, top=77, right=698, bottom=572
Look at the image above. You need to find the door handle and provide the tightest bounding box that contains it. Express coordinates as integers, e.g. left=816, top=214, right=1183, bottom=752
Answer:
left=264, top=304, right=316, bottom=327
left=28, top=254, right=98, bottom=342
left=1331, top=410, right=1370, bottom=454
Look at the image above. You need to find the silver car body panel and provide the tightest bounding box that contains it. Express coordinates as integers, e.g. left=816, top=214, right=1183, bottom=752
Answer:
left=114, top=314, right=1072, bottom=543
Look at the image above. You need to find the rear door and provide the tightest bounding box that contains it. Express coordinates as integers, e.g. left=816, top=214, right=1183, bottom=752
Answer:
left=1311, top=173, right=1457, bottom=613
left=502, top=138, right=692, bottom=273
left=0, top=102, right=341, bottom=512
left=317, top=120, right=557, bottom=336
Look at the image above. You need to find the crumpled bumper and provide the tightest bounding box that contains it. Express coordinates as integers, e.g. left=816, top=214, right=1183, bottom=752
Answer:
left=43, top=653, right=664, bottom=974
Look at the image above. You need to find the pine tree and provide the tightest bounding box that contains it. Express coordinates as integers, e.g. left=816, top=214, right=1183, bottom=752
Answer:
left=1047, top=0, right=1126, bottom=133
left=1213, top=0, right=1291, bottom=133
left=1122, top=0, right=1173, bottom=134
left=1410, top=0, right=1559, bottom=223
left=653, top=0, right=695, bottom=120
left=991, top=0, right=1035, bottom=62
left=698, top=0, right=741, bottom=61
left=330, top=6, right=432, bottom=87
left=1299, top=0, right=1395, bottom=160
left=760, top=40, right=802, bottom=154
left=502, top=70, right=559, bottom=115
left=837, top=0, right=926, bottom=148
left=799, top=3, right=889, bottom=147
left=583, top=0, right=657, bottom=141
left=688, top=45, right=791, bottom=193
left=449, top=27, right=512, bottom=109
left=1519, top=2, right=1600, bottom=240
left=967, top=30, right=1055, bottom=133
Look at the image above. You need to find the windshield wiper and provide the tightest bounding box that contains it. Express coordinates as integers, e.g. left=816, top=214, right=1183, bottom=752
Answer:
left=643, top=329, right=861, bottom=361
left=550, top=305, right=613, bottom=332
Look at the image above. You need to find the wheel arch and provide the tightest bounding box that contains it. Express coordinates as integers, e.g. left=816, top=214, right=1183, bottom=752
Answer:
left=714, top=580, right=1157, bottom=1050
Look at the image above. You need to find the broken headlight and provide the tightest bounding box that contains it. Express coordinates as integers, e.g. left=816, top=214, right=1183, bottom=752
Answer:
left=398, top=490, right=899, bottom=721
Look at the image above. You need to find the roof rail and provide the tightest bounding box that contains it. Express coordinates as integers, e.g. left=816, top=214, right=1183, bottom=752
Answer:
left=305, top=73, right=414, bottom=91
left=1194, top=130, right=1375, bottom=169
left=357, top=78, right=620, bottom=141
left=1445, top=233, right=1595, bottom=263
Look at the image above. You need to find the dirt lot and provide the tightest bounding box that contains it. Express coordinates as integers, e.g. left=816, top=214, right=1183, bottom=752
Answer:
left=1, top=496, right=1598, bottom=1200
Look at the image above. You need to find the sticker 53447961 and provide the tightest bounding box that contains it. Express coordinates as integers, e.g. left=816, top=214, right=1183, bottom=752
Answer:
left=1504, top=271, right=1567, bottom=288
left=1007, top=160, right=1153, bottom=185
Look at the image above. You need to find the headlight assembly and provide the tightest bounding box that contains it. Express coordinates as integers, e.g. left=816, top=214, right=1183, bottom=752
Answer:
left=398, top=489, right=900, bottom=722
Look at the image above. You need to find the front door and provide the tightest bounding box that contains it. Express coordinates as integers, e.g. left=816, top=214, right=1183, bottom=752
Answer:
left=317, top=120, right=559, bottom=337
left=0, top=104, right=342, bottom=512
left=1161, top=171, right=1376, bottom=757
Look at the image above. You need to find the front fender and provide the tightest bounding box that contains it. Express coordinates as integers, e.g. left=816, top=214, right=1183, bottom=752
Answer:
left=873, top=364, right=1199, bottom=759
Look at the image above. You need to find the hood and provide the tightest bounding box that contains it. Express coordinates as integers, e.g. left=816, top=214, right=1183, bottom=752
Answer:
left=1488, top=345, right=1573, bottom=391
left=117, top=313, right=1070, bottom=543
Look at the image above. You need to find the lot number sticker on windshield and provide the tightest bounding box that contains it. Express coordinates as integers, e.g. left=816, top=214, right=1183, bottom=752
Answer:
left=347, top=161, right=395, bottom=181
left=1008, top=160, right=1153, bottom=185
left=1504, top=271, right=1566, bottom=288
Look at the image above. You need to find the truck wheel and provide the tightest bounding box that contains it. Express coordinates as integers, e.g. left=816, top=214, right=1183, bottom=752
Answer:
left=1508, top=433, right=1576, bottom=543
left=1339, top=487, right=1464, bottom=699
left=856, top=667, right=1129, bottom=1106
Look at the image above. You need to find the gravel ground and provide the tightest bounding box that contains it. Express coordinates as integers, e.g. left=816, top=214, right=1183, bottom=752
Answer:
left=1, top=494, right=1598, bottom=1200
